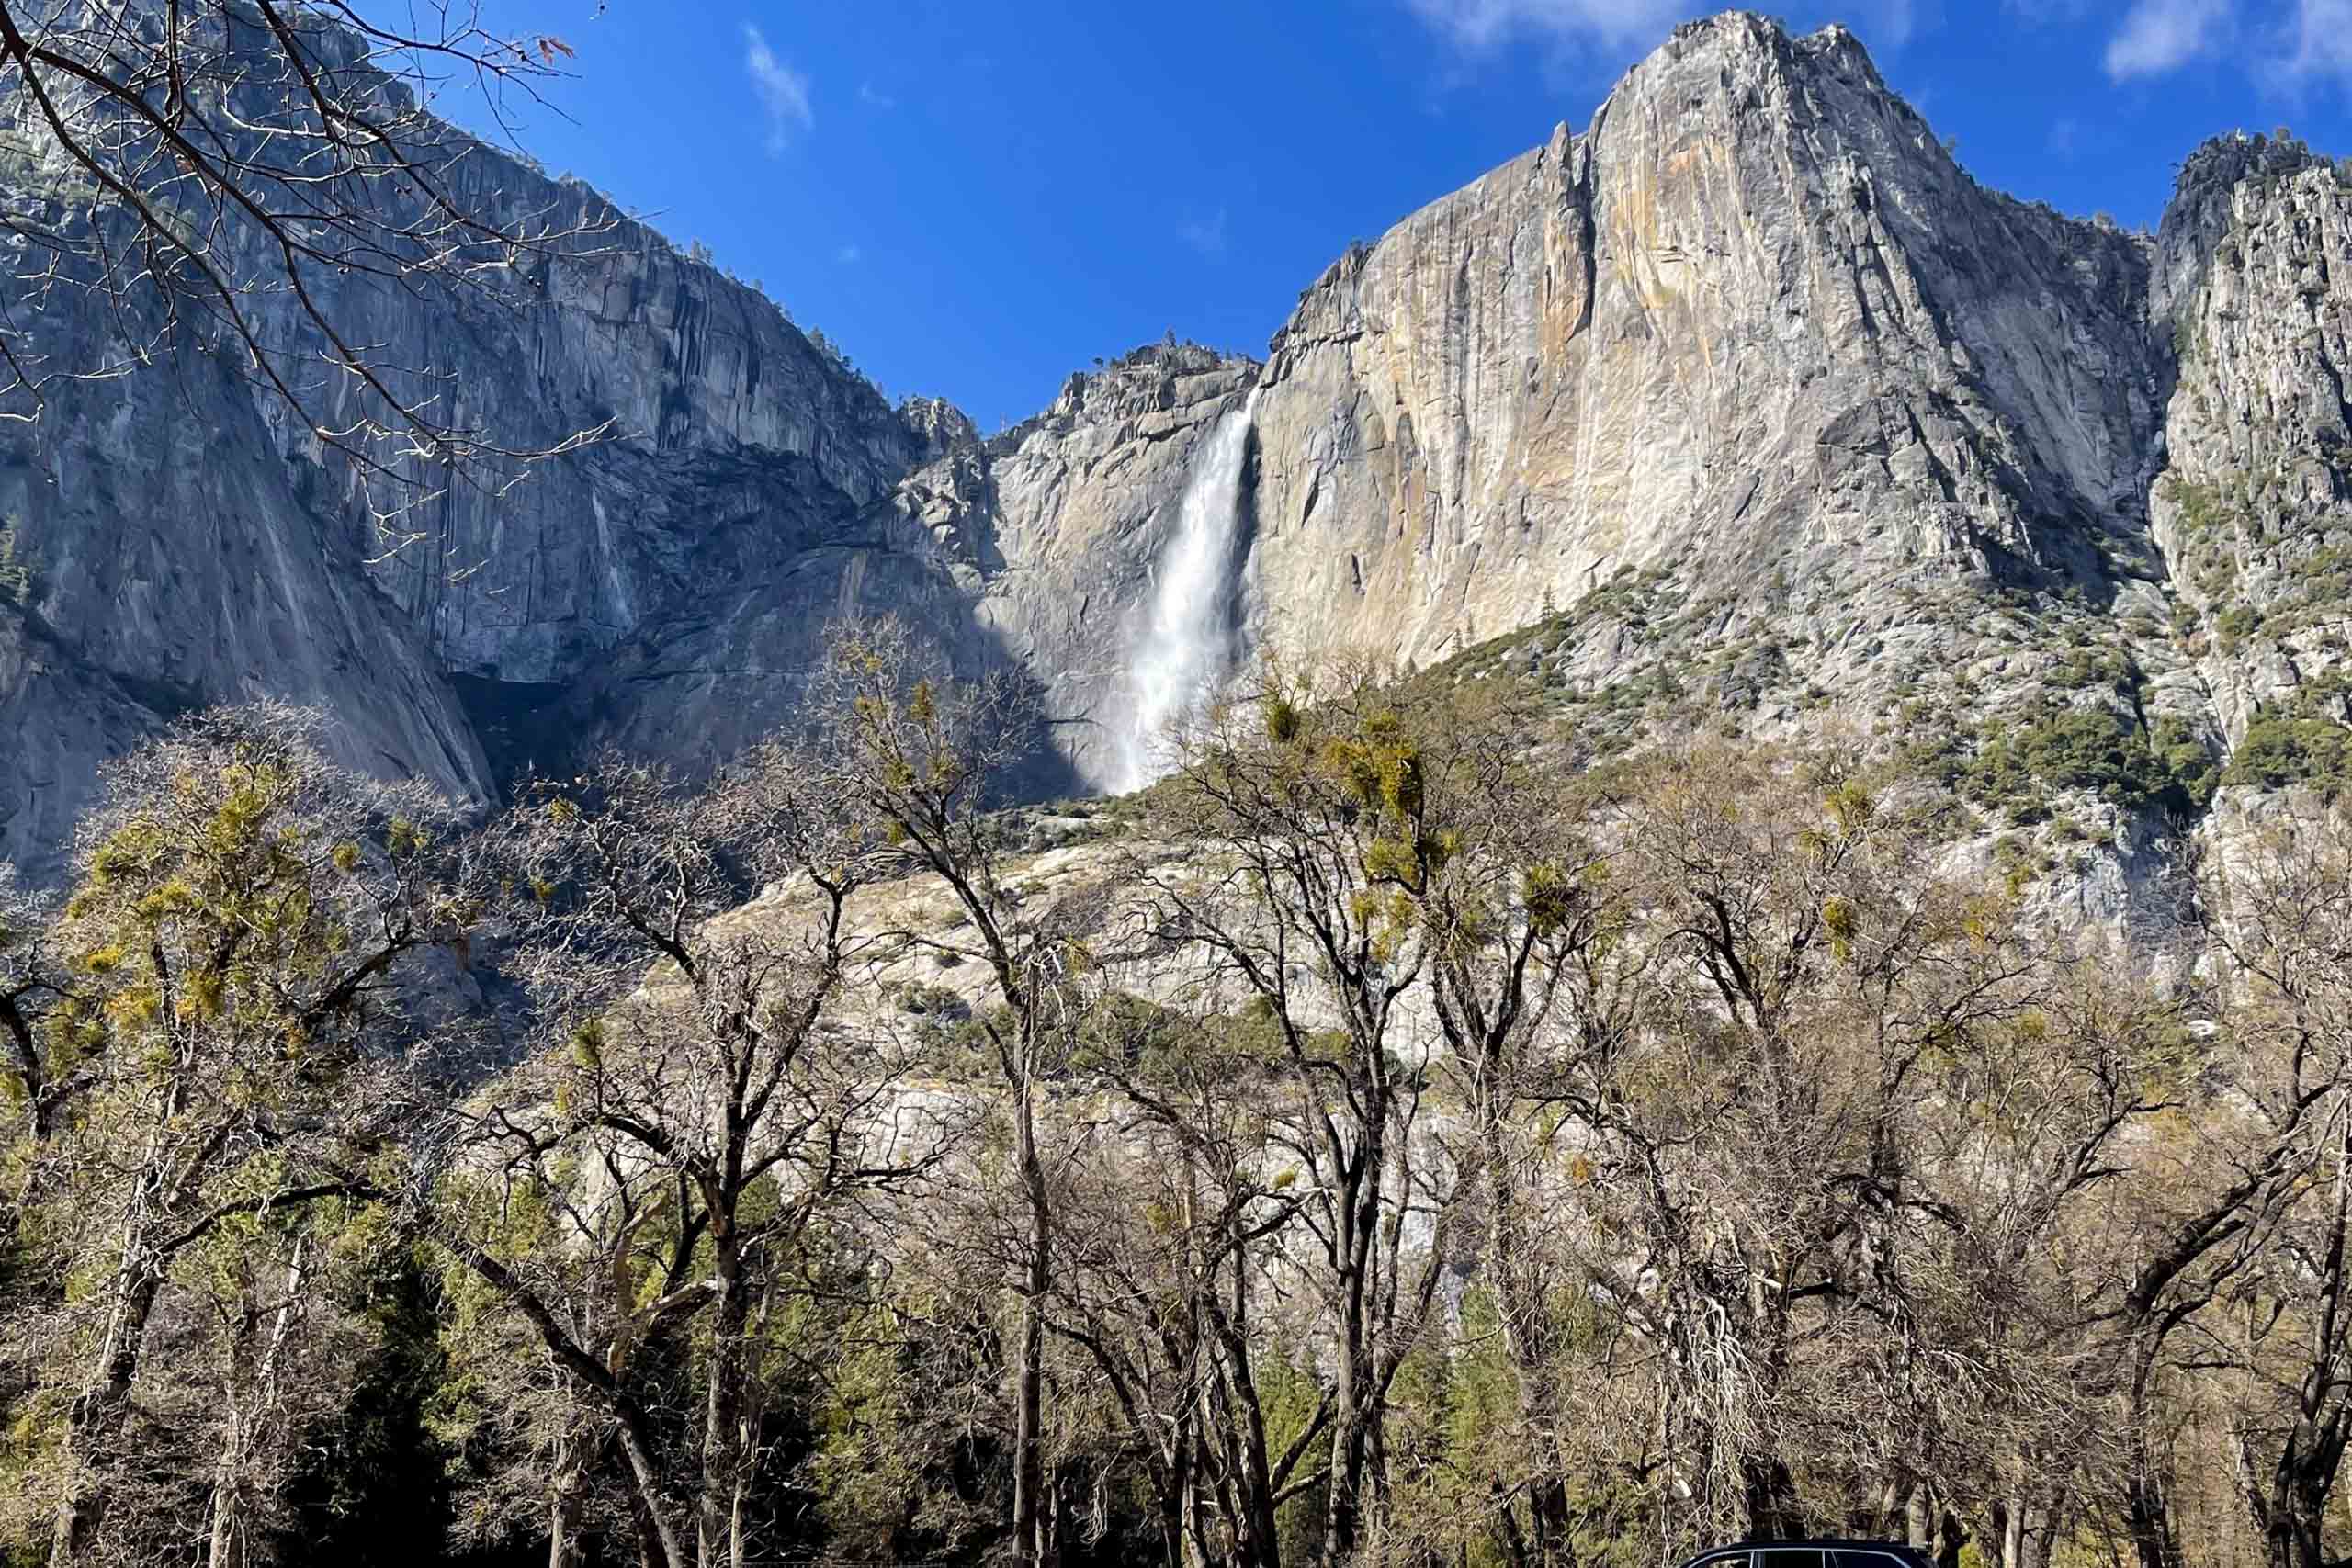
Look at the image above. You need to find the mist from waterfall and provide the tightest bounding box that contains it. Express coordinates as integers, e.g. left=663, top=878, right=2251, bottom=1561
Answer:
left=1114, top=388, right=1260, bottom=792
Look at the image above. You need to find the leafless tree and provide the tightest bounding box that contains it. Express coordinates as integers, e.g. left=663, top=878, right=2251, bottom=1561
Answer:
left=2199, top=801, right=2352, bottom=1568
left=1046, top=991, right=1325, bottom=1568
left=19, top=677, right=2352, bottom=1568
left=433, top=735, right=956, bottom=1568
left=1137, top=650, right=1468, bottom=1565
left=0, top=858, right=66, bottom=1145
left=0, top=0, right=616, bottom=529
left=1532, top=743, right=2177, bottom=1555
left=802, top=615, right=1075, bottom=1568
left=1365, top=675, right=1616, bottom=1568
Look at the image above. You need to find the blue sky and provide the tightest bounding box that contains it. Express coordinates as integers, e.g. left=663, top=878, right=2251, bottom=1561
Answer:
left=452, top=1, right=2352, bottom=432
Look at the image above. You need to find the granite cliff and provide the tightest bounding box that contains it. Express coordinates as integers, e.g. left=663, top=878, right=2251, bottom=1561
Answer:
left=6, top=8, right=2352, bottom=893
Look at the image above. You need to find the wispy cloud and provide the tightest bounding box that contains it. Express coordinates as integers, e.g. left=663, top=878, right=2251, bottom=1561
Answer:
left=1178, top=209, right=1228, bottom=258
left=858, top=80, right=899, bottom=109
left=2104, top=0, right=2232, bottom=80
left=836, top=244, right=863, bottom=265
left=1402, top=0, right=1922, bottom=62
left=1402, top=0, right=1683, bottom=52
left=743, top=25, right=813, bottom=155
left=2003, top=0, right=2093, bottom=22
left=1856, top=0, right=1918, bottom=49
left=2282, top=0, right=2352, bottom=87
left=2047, top=116, right=2081, bottom=158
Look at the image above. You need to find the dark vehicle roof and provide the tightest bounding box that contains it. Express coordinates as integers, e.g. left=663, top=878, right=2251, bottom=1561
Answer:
left=1677, top=1542, right=1934, bottom=1568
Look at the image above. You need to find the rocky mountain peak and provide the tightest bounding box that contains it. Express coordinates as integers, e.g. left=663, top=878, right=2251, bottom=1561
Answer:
left=1006, top=341, right=1261, bottom=453
left=900, top=395, right=983, bottom=458
left=14, top=2, right=2352, bottom=919
left=1632, top=9, right=1909, bottom=131
left=1658, top=9, right=1872, bottom=73
left=2154, top=130, right=2342, bottom=320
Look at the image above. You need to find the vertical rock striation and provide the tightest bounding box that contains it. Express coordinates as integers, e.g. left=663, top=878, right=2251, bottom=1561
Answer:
left=14, top=6, right=2352, bottom=887
left=1245, top=15, right=2167, bottom=689
left=2146, top=135, right=2352, bottom=749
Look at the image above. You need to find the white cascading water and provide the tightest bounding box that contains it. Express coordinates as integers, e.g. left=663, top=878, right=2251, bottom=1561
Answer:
left=1114, top=388, right=1260, bottom=791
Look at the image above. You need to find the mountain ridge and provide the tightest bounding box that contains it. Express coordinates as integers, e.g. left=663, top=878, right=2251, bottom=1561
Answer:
left=2, top=6, right=2348, bottom=894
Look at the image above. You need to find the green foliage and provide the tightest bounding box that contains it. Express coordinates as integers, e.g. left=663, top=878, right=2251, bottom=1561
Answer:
left=2162, top=473, right=2243, bottom=540
left=810, top=1303, right=934, bottom=1554
left=1416, top=558, right=1683, bottom=692
left=1522, top=862, right=1585, bottom=935
left=1252, top=1344, right=1329, bottom=1567
left=2247, top=540, right=2352, bottom=641
left=896, top=980, right=971, bottom=1021
left=2150, top=716, right=2221, bottom=809
left=1262, top=694, right=1302, bottom=744
left=2052, top=647, right=2136, bottom=695
left=1078, top=990, right=1237, bottom=1079
left=266, top=1247, right=457, bottom=1568
left=2222, top=713, right=2352, bottom=792
left=1961, top=706, right=2211, bottom=822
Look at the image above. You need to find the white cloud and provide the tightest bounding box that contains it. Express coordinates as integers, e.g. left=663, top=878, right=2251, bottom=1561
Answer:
left=1402, top=0, right=1683, bottom=52
left=2104, top=0, right=2232, bottom=80
left=1403, top=0, right=1921, bottom=59
left=743, top=25, right=812, bottom=155
left=836, top=244, right=863, bottom=265
left=2282, top=0, right=2352, bottom=85
left=1178, top=209, right=1228, bottom=258
left=858, top=80, right=899, bottom=109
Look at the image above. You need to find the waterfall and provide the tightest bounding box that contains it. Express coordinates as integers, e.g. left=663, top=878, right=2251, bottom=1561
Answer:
left=1114, top=388, right=1259, bottom=792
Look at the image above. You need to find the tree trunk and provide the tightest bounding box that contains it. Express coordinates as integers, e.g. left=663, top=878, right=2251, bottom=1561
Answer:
left=208, top=1477, right=257, bottom=1568
left=1742, top=1454, right=1803, bottom=1540
left=615, top=1407, right=688, bottom=1568
left=1476, top=1071, right=1570, bottom=1568
left=1162, top=1467, right=1191, bottom=1568
left=1012, top=1059, right=1055, bottom=1568
left=1526, top=1476, right=1573, bottom=1568
left=205, top=1239, right=306, bottom=1568
left=2261, top=1441, right=2340, bottom=1568
left=1321, top=1278, right=1374, bottom=1561
left=546, top=1380, right=613, bottom=1568
left=1207, top=1274, right=1282, bottom=1568
left=2262, top=1126, right=2352, bottom=1568
left=2125, top=1470, right=2185, bottom=1568
left=548, top=1422, right=592, bottom=1568
left=1932, top=1508, right=1966, bottom=1568
left=696, top=1235, right=752, bottom=1568
left=1322, top=1100, right=1385, bottom=1567
left=1036, top=1460, right=1064, bottom=1568
left=51, top=1262, right=164, bottom=1565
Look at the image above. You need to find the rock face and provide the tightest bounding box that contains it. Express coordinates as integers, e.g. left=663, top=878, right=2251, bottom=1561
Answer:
left=0, top=299, right=494, bottom=870
left=2145, top=136, right=2352, bottom=745
left=8, top=7, right=2352, bottom=890
left=1250, top=17, right=2165, bottom=677
left=0, top=4, right=990, bottom=872
left=974, top=346, right=1261, bottom=784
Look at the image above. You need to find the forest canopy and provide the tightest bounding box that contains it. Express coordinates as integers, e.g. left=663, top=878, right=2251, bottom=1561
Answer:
left=0, top=628, right=2346, bottom=1568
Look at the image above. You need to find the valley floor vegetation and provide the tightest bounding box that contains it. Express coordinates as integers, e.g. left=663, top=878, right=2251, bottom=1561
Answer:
left=1, top=620, right=2348, bottom=1568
